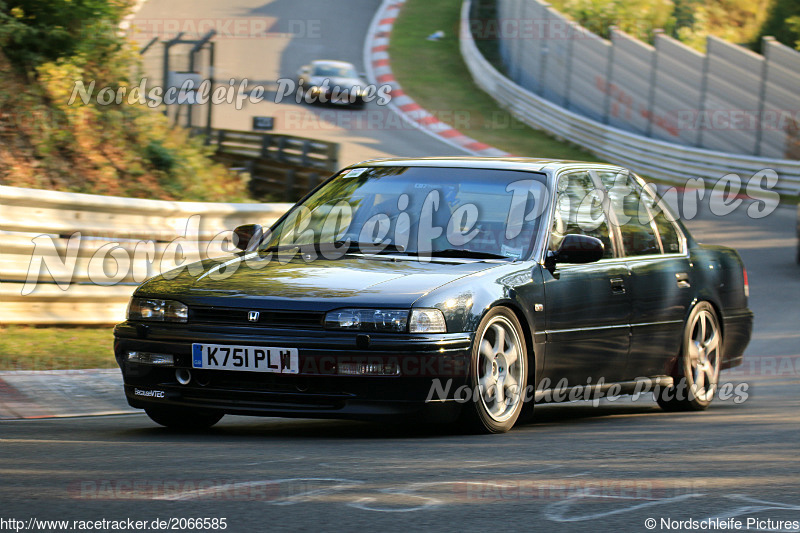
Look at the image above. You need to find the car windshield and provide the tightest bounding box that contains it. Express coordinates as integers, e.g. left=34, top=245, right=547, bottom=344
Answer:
left=312, top=64, right=358, bottom=78
left=261, top=166, right=550, bottom=260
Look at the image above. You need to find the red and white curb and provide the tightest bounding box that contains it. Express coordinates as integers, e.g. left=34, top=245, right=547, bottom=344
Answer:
left=363, top=0, right=510, bottom=157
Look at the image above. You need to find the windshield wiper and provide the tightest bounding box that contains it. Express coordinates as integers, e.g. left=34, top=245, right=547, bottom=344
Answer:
left=259, top=241, right=407, bottom=255
left=329, top=240, right=409, bottom=254
left=258, top=242, right=511, bottom=260
left=412, top=248, right=512, bottom=260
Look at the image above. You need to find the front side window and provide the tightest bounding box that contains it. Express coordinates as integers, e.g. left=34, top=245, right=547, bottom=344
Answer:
left=598, top=171, right=661, bottom=257
left=638, top=181, right=683, bottom=254
left=549, top=171, right=614, bottom=258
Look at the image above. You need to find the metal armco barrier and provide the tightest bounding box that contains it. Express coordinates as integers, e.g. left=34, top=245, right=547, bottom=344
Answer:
left=485, top=0, right=800, bottom=160
left=460, top=0, right=800, bottom=195
left=195, top=128, right=339, bottom=201
left=0, top=185, right=292, bottom=324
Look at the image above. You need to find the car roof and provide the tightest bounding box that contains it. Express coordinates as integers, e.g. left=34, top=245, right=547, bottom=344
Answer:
left=311, top=59, right=356, bottom=69
left=348, top=156, right=627, bottom=175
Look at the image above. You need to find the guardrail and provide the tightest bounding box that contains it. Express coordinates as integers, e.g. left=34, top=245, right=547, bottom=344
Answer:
left=194, top=129, right=339, bottom=201
left=459, top=0, right=800, bottom=195
left=205, top=129, right=339, bottom=172
left=0, top=185, right=292, bottom=324
left=213, top=152, right=329, bottom=203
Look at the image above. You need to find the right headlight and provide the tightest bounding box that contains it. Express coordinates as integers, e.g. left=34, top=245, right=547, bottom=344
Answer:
left=127, top=298, right=188, bottom=323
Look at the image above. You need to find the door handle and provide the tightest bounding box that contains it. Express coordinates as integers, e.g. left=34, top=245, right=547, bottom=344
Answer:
left=676, top=272, right=691, bottom=289
left=610, top=277, right=626, bottom=295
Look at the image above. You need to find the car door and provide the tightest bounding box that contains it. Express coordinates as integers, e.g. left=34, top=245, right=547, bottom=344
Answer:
left=541, top=169, right=632, bottom=388
left=597, top=170, right=693, bottom=379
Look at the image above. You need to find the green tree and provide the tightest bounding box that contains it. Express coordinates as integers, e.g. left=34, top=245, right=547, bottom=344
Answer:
left=757, top=0, right=800, bottom=51
left=0, top=0, right=129, bottom=75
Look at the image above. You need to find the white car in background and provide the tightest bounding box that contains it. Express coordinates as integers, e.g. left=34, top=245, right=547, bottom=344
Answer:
left=296, top=59, right=367, bottom=107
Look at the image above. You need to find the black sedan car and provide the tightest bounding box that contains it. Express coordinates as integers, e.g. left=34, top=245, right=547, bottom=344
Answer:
left=114, top=158, right=753, bottom=433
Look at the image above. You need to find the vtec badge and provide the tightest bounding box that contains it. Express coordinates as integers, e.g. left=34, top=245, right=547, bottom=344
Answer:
left=134, top=388, right=165, bottom=399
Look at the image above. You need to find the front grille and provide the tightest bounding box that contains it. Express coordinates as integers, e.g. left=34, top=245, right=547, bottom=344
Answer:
left=191, top=307, right=325, bottom=329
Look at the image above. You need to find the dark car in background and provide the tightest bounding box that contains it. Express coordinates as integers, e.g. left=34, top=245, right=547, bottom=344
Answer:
left=114, top=158, right=753, bottom=433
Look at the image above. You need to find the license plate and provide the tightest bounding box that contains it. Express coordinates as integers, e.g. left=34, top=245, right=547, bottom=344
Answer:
left=191, top=343, right=298, bottom=374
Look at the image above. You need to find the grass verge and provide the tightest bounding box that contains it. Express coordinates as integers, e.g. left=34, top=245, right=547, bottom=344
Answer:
left=389, top=0, right=800, bottom=205
left=0, top=326, right=117, bottom=371
left=389, top=0, right=596, bottom=160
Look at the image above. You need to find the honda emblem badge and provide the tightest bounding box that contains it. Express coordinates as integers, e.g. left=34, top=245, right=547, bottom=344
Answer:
left=248, top=311, right=260, bottom=322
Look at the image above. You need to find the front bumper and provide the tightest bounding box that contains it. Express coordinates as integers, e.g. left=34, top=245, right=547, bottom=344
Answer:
left=114, top=322, right=472, bottom=422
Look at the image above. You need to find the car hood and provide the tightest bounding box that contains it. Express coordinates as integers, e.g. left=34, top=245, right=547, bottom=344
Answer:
left=136, top=254, right=499, bottom=311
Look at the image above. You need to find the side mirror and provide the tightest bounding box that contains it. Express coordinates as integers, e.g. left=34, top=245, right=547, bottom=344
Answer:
left=233, top=224, right=263, bottom=252
left=553, top=234, right=604, bottom=264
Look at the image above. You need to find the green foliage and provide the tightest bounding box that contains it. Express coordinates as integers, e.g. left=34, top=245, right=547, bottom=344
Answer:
left=0, top=0, right=127, bottom=73
left=0, top=0, right=250, bottom=201
left=145, top=140, right=175, bottom=172
left=789, top=16, right=800, bottom=50
left=758, top=0, right=800, bottom=51
left=550, top=0, right=675, bottom=42
left=549, top=0, right=776, bottom=51
left=674, top=0, right=770, bottom=50
left=391, top=0, right=596, bottom=161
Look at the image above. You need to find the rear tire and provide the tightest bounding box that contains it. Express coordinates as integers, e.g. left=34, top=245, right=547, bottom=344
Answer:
left=657, top=302, right=722, bottom=412
left=458, top=307, right=528, bottom=433
left=145, top=407, right=223, bottom=430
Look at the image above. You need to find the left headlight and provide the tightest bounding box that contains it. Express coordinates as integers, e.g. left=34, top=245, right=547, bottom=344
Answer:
left=127, top=298, right=188, bottom=323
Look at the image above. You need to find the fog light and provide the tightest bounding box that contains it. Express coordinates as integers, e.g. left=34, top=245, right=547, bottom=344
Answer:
left=175, top=368, right=192, bottom=385
left=126, top=352, right=174, bottom=365
left=337, top=362, right=399, bottom=376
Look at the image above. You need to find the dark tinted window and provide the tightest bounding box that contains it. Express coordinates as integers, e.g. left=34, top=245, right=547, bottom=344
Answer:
left=313, top=64, right=358, bottom=78
left=549, top=171, right=614, bottom=258
left=598, top=171, right=661, bottom=257
left=629, top=180, right=682, bottom=254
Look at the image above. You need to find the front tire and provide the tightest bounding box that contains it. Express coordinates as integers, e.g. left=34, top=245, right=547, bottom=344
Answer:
left=145, top=407, right=223, bottom=430
left=657, top=302, right=722, bottom=412
left=459, top=307, right=528, bottom=433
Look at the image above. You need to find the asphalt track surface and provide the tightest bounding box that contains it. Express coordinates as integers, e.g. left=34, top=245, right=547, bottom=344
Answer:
left=2, top=1, right=799, bottom=532
left=133, top=0, right=465, bottom=166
